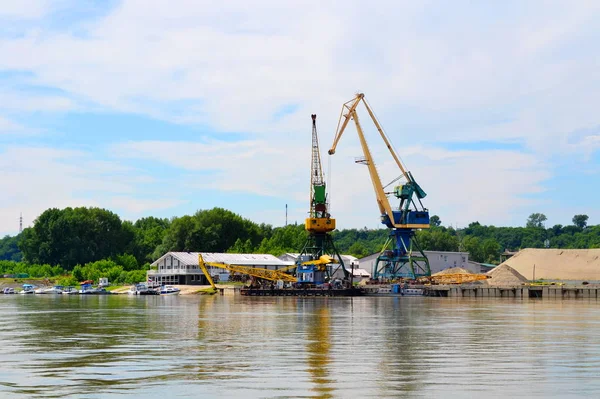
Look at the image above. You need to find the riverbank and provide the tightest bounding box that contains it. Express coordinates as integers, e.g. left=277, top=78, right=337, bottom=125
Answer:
left=109, top=285, right=223, bottom=295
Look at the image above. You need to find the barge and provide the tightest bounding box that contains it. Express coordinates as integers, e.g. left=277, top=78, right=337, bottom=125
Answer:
left=240, top=287, right=365, bottom=297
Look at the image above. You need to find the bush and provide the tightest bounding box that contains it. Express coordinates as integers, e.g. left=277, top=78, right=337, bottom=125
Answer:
left=57, top=275, right=79, bottom=287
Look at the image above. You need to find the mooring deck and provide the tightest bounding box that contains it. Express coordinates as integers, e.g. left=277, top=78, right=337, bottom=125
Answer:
left=240, top=288, right=365, bottom=297
left=425, top=285, right=600, bottom=299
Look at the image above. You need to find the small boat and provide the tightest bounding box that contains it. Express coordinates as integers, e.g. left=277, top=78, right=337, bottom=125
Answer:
left=159, top=285, right=180, bottom=295
left=128, top=283, right=158, bottom=295
left=2, top=287, right=15, bottom=294
left=19, top=284, right=35, bottom=294
left=43, top=286, right=64, bottom=294
left=62, top=286, right=79, bottom=295
left=128, top=283, right=147, bottom=295
left=79, top=283, right=94, bottom=295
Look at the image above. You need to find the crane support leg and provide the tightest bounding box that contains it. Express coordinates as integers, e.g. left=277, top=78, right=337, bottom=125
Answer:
left=373, top=229, right=430, bottom=279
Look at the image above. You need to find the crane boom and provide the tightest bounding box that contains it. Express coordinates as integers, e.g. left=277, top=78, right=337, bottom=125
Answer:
left=198, top=254, right=297, bottom=283
left=329, top=93, right=429, bottom=230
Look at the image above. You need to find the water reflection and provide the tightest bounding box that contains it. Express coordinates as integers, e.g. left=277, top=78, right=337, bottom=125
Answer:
left=2, top=296, right=600, bottom=398
left=305, top=304, right=333, bottom=398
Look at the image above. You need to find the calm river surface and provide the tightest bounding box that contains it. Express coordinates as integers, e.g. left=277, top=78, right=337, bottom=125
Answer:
left=1, top=295, right=599, bottom=398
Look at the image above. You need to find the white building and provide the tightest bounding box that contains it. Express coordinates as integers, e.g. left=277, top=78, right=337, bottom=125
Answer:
left=148, top=252, right=294, bottom=286
left=359, top=250, right=472, bottom=277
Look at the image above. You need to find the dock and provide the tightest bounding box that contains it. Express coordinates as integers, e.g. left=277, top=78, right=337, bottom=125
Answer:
left=424, top=285, right=600, bottom=299
left=240, top=287, right=365, bottom=297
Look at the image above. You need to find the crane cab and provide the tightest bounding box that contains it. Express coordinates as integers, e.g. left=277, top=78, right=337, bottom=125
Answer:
left=305, top=217, right=336, bottom=233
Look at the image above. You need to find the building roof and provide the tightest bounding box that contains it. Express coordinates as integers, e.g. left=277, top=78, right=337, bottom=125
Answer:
left=151, top=252, right=293, bottom=267
left=349, top=268, right=371, bottom=277
left=359, top=250, right=469, bottom=262
left=282, top=253, right=359, bottom=264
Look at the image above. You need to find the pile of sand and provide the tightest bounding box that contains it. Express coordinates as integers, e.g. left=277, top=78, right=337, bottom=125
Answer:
left=485, top=264, right=528, bottom=286
left=501, top=249, right=600, bottom=280
left=433, top=267, right=472, bottom=276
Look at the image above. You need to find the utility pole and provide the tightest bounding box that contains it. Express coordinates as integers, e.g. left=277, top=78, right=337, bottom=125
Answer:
left=19, top=213, right=23, bottom=233
left=285, top=204, right=288, bottom=226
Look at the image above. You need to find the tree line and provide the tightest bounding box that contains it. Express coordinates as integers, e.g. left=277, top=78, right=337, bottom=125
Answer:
left=0, top=207, right=597, bottom=279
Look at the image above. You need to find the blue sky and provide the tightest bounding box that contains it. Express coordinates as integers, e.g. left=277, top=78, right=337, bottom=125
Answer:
left=1, top=0, right=600, bottom=235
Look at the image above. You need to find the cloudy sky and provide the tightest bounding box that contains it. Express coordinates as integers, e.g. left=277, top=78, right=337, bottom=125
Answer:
left=1, top=0, right=599, bottom=235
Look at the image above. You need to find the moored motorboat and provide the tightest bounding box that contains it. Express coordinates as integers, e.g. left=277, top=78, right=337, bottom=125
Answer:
left=159, top=285, right=180, bottom=295
left=62, top=286, right=78, bottom=295
left=3, top=287, right=15, bottom=294
left=19, top=284, right=35, bottom=294
left=43, top=286, right=64, bottom=294
left=128, top=283, right=159, bottom=295
left=79, top=283, right=94, bottom=295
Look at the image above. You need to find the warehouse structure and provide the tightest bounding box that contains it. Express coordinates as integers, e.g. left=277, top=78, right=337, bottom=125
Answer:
left=359, top=250, right=472, bottom=277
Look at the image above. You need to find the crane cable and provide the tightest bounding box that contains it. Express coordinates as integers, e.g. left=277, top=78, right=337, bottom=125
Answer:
left=363, top=96, right=410, bottom=176
left=327, top=151, right=332, bottom=214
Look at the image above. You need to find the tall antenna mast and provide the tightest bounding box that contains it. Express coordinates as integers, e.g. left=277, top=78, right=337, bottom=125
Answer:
left=285, top=204, right=288, bottom=226
left=19, top=213, right=23, bottom=233
left=309, top=114, right=327, bottom=218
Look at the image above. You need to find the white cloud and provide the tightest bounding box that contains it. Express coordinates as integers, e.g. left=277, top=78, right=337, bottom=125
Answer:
left=0, top=146, right=173, bottom=235
left=0, top=1, right=598, bottom=144
left=0, top=116, right=22, bottom=133
left=0, top=1, right=53, bottom=19
left=111, top=135, right=551, bottom=229
left=1, top=1, right=599, bottom=230
left=107, top=196, right=186, bottom=214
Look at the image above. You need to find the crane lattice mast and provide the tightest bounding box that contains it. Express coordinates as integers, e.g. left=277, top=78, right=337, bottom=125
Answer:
left=310, top=114, right=326, bottom=218
left=296, top=114, right=349, bottom=286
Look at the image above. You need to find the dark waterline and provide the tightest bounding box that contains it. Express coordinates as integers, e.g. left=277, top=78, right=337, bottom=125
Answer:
left=1, top=295, right=599, bottom=398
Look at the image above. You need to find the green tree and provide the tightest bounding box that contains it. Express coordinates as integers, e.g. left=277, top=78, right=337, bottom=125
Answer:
left=481, top=238, right=501, bottom=264
left=461, top=236, right=483, bottom=262
left=348, top=242, right=369, bottom=258
left=429, top=215, right=442, bottom=227
left=417, top=230, right=459, bottom=252
left=114, top=254, right=139, bottom=271
left=572, top=214, right=589, bottom=229
left=19, top=207, right=133, bottom=269
left=0, top=235, right=23, bottom=261
left=157, top=208, right=263, bottom=255
left=526, top=213, right=547, bottom=228
left=127, top=217, right=170, bottom=263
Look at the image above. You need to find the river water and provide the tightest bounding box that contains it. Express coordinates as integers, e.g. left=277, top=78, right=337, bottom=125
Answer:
left=1, top=295, right=599, bottom=398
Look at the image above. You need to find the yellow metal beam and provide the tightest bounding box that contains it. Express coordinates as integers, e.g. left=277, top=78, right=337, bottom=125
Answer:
left=198, top=254, right=297, bottom=283
left=198, top=254, right=217, bottom=290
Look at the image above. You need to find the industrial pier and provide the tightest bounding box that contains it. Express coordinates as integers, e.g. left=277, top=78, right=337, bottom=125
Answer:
left=424, top=285, right=600, bottom=299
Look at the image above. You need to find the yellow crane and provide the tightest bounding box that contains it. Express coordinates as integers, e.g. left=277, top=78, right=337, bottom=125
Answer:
left=297, top=114, right=349, bottom=285
left=328, top=93, right=431, bottom=279
left=198, top=254, right=297, bottom=290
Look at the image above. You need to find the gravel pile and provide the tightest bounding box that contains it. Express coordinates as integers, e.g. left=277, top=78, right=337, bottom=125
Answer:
left=485, top=264, right=528, bottom=286
left=433, top=267, right=472, bottom=276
